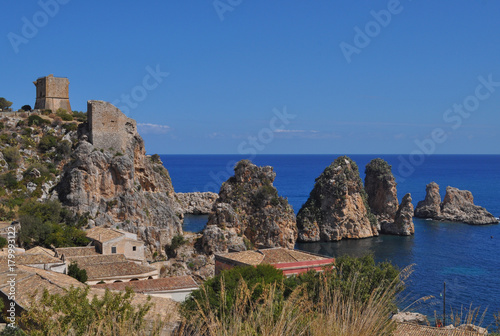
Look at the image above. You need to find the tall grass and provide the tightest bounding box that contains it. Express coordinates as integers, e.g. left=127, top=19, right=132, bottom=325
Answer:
left=175, top=266, right=412, bottom=336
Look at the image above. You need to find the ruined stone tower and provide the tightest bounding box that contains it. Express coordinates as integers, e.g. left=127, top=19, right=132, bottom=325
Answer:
left=33, top=74, right=72, bottom=112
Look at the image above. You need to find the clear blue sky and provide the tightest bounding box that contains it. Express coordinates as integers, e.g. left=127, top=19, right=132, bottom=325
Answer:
left=2, top=1, right=500, bottom=154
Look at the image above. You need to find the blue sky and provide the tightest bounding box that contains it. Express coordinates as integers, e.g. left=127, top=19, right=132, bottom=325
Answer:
left=1, top=1, right=500, bottom=154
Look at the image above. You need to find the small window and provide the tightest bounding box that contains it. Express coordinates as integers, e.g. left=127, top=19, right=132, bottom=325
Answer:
left=111, top=246, right=116, bottom=254
left=132, top=246, right=137, bottom=251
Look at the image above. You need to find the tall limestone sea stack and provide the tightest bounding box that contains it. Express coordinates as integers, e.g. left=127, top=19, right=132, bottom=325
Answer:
left=364, top=158, right=415, bottom=236
left=55, top=101, right=183, bottom=255
left=415, top=182, right=499, bottom=225
left=201, top=160, right=297, bottom=254
left=296, top=156, right=378, bottom=242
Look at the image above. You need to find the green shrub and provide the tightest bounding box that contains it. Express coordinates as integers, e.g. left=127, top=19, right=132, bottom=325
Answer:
left=72, top=111, right=87, bottom=122
left=38, top=134, right=58, bottom=152
left=68, top=261, right=88, bottom=283
left=2, top=147, right=21, bottom=169
left=165, top=234, right=186, bottom=258
left=62, top=122, right=78, bottom=132
left=27, top=114, right=49, bottom=126
left=56, top=108, right=73, bottom=121
left=0, top=236, right=7, bottom=248
left=0, top=171, right=19, bottom=190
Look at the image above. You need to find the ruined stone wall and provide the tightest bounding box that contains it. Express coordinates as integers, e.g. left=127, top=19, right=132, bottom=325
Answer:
left=33, top=74, right=71, bottom=112
left=87, top=100, right=137, bottom=154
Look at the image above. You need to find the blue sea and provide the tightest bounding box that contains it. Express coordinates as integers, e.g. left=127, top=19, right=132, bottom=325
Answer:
left=162, top=154, right=500, bottom=326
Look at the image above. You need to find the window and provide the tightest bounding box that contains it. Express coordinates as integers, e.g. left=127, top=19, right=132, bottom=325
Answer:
left=132, top=246, right=136, bottom=251
left=111, top=246, right=116, bottom=254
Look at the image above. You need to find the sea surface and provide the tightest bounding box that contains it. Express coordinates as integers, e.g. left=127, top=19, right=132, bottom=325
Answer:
left=162, top=154, right=500, bottom=326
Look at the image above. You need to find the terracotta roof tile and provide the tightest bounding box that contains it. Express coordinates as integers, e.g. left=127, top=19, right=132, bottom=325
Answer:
left=217, top=248, right=330, bottom=266
left=394, top=323, right=486, bottom=336
left=0, top=253, right=62, bottom=265
left=25, top=246, right=55, bottom=257
left=55, top=246, right=98, bottom=257
left=67, top=255, right=157, bottom=280
left=66, top=254, right=127, bottom=265
left=86, top=227, right=124, bottom=242
left=92, top=276, right=198, bottom=293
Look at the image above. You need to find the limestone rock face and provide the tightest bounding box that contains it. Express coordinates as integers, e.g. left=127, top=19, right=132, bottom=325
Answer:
left=201, top=160, right=297, bottom=254
left=415, top=183, right=498, bottom=225
left=440, top=186, right=498, bottom=225
left=55, top=101, right=183, bottom=256
left=383, top=193, right=415, bottom=235
left=414, top=182, right=442, bottom=218
left=364, top=159, right=399, bottom=231
left=297, top=156, right=378, bottom=242
left=175, top=192, right=218, bottom=215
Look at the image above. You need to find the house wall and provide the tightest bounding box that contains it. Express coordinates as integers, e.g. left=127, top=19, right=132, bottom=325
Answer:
left=148, top=289, right=197, bottom=302
left=102, top=238, right=145, bottom=261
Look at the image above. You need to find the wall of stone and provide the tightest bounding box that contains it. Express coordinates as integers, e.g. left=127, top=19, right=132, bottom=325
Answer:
left=33, top=74, right=71, bottom=111
left=87, top=100, right=137, bottom=154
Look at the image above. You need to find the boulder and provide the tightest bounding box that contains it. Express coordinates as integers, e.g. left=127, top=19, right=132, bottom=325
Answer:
left=414, top=182, right=442, bottom=218
left=440, top=186, right=498, bottom=225
left=297, top=156, right=378, bottom=242
left=201, top=160, right=297, bottom=254
left=391, top=312, right=429, bottom=326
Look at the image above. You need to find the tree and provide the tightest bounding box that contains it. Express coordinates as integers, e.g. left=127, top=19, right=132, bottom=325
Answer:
left=182, top=264, right=285, bottom=319
left=164, top=234, right=186, bottom=258
left=19, top=287, right=160, bottom=336
left=21, top=105, right=32, bottom=111
left=68, top=262, right=88, bottom=283
left=0, top=97, right=13, bottom=110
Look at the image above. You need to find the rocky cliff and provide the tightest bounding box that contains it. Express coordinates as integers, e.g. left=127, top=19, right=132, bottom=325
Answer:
left=296, top=156, right=378, bottom=242
left=55, top=101, right=183, bottom=255
left=364, top=158, right=415, bottom=236
left=415, top=182, right=498, bottom=225
left=201, top=160, right=297, bottom=254
left=175, top=192, right=218, bottom=215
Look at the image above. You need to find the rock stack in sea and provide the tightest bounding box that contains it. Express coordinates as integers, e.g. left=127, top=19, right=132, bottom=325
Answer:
left=296, top=156, right=378, bottom=242
left=364, top=158, right=415, bottom=236
left=414, top=182, right=498, bottom=225
left=201, top=160, right=297, bottom=254
left=55, top=101, right=183, bottom=256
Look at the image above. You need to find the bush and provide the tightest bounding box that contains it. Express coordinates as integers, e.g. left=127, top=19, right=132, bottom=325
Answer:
left=38, top=134, right=58, bottom=152
left=0, top=236, right=7, bottom=248
left=165, top=234, right=186, bottom=258
left=21, top=105, right=31, bottom=111
left=19, top=287, right=163, bottom=336
left=56, top=108, right=73, bottom=121
left=62, top=122, right=78, bottom=132
left=0, top=171, right=19, bottom=190
left=72, top=111, right=87, bottom=122
left=27, top=114, right=49, bottom=126
left=2, top=147, right=21, bottom=169
left=68, top=261, right=88, bottom=283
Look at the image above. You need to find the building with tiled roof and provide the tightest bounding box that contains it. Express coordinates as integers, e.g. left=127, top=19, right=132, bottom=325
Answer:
left=25, top=246, right=55, bottom=257
left=394, top=322, right=487, bottom=336
left=68, top=254, right=159, bottom=285
left=215, top=247, right=335, bottom=276
left=0, top=253, right=66, bottom=273
left=92, top=275, right=199, bottom=302
left=0, top=265, right=179, bottom=329
left=85, top=227, right=145, bottom=262
left=54, top=246, right=99, bottom=260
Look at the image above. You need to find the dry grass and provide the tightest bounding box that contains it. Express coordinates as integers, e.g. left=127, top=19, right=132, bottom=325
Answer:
left=175, top=266, right=413, bottom=336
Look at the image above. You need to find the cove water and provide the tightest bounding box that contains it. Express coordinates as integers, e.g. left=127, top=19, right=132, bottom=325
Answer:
left=162, top=154, right=500, bottom=325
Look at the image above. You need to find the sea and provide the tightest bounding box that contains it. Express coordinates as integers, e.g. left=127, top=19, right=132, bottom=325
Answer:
left=161, top=154, right=500, bottom=326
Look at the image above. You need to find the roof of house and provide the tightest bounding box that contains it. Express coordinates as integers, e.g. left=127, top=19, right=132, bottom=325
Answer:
left=394, top=323, right=486, bottom=336
left=92, top=276, right=198, bottom=293
left=0, top=253, right=63, bottom=265
left=54, top=246, right=98, bottom=257
left=25, top=246, right=56, bottom=257
left=0, top=265, right=178, bottom=322
left=69, top=254, right=157, bottom=280
left=85, top=227, right=125, bottom=242
left=217, top=248, right=333, bottom=266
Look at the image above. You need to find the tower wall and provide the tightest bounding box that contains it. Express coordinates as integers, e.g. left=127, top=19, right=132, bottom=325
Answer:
left=33, top=74, right=72, bottom=112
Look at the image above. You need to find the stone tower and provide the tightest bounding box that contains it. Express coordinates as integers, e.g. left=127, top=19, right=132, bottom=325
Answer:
left=33, top=74, right=72, bottom=112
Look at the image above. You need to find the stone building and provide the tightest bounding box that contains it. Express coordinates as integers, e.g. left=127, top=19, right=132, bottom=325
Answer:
left=33, top=74, right=72, bottom=112
left=87, top=100, right=136, bottom=153
left=85, top=226, right=146, bottom=262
